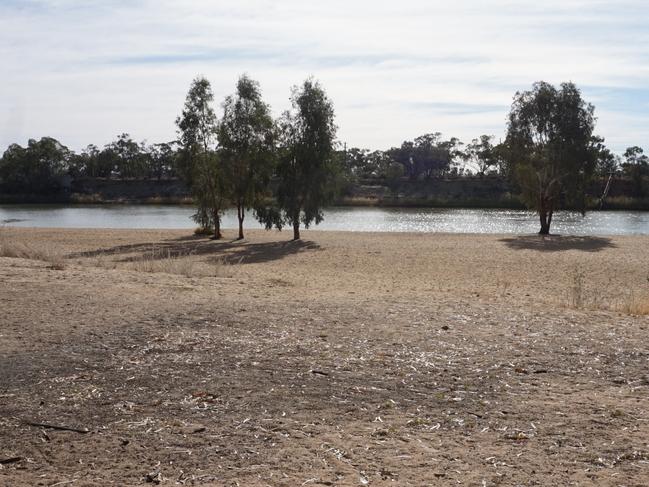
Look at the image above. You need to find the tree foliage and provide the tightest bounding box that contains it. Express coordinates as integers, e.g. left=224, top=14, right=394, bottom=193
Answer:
left=147, top=142, right=177, bottom=181
left=66, top=138, right=179, bottom=180
left=464, top=135, right=498, bottom=175
left=0, top=137, right=71, bottom=193
left=339, top=148, right=400, bottom=181
left=388, top=133, right=462, bottom=179
left=593, top=144, right=619, bottom=178
left=622, top=146, right=648, bottom=197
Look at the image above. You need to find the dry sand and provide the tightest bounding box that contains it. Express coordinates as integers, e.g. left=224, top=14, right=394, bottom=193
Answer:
left=1, top=227, right=649, bottom=486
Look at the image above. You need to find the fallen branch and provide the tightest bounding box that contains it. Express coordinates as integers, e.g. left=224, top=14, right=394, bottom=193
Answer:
left=25, top=421, right=89, bottom=434
left=0, top=457, right=22, bottom=464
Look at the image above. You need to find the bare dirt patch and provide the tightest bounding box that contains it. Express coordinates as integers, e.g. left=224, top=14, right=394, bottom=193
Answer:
left=1, top=228, right=649, bottom=486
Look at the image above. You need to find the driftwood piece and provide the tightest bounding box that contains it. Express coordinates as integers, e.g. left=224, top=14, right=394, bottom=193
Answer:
left=310, top=369, right=329, bottom=376
left=24, top=420, right=89, bottom=434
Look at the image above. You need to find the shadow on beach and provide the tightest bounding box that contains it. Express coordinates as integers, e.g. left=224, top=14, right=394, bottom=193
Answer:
left=499, top=235, right=617, bottom=253
left=68, top=235, right=321, bottom=265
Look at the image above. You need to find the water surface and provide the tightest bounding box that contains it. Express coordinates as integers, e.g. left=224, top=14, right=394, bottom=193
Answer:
left=2, top=205, right=649, bottom=236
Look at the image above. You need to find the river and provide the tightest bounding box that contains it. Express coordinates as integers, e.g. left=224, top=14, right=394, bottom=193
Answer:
left=2, top=205, right=649, bottom=235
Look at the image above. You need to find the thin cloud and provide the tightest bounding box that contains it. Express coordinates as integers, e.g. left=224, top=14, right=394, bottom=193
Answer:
left=0, top=0, right=647, bottom=153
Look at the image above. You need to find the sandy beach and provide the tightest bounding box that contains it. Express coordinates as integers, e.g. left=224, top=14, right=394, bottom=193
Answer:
left=1, top=227, right=649, bottom=486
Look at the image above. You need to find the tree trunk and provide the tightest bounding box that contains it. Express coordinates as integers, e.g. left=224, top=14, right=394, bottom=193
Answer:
left=292, top=216, right=300, bottom=241
left=237, top=203, right=244, bottom=240
left=539, top=211, right=547, bottom=235
left=213, top=209, right=222, bottom=240
left=538, top=200, right=552, bottom=235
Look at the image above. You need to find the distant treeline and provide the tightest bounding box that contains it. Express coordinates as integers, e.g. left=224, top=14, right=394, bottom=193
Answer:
left=1, top=131, right=647, bottom=199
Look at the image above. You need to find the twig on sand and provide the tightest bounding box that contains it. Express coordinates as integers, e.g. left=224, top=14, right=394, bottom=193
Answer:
left=310, top=369, right=329, bottom=376
left=24, top=421, right=89, bottom=434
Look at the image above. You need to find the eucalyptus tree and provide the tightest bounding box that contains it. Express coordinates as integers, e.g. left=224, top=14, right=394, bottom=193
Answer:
left=148, top=142, right=177, bottom=180
left=464, top=135, right=497, bottom=175
left=69, top=144, right=103, bottom=178
left=105, top=133, right=146, bottom=178
left=366, top=150, right=397, bottom=179
left=218, top=75, right=275, bottom=239
left=414, top=133, right=462, bottom=178
left=505, top=81, right=601, bottom=234
left=388, top=133, right=461, bottom=179
left=257, top=79, right=337, bottom=240
left=622, top=146, right=648, bottom=197
left=340, top=147, right=369, bottom=179
left=0, top=137, right=71, bottom=193
left=594, top=147, right=619, bottom=177
left=176, top=76, right=226, bottom=238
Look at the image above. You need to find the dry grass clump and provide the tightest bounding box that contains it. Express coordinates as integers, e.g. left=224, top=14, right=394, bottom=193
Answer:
left=618, top=292, right=649, bottom=316
left=570, top=267, right=586, bottom=309
left=193, top=227, right=214, bottom=236
left=85, top=247, right=229, bottom=278
left=0, top=236, right=66, bottom=270
left=70, top=246, right=235, bottom=278
left=124, top=247, right=230, bottom=278
left=88, top=249, right=231, bottom=278
left=566, top=265, right=606, bottom=310
left=567, top=266, right=649, bottom=316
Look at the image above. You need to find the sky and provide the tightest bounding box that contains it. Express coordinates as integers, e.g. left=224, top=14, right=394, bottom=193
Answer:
left=1, top=0, right=648, bottom=154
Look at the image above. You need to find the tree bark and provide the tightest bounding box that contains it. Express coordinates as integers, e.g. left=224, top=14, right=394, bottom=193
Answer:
left=538, top=199, right=552, bottom=235
left=213, top=209, right=222, bottom=240
left=539, top=216, right=550, bottom=235
left=237, top=203, right=244, bottom=240
left=292, top=216, right=300, bottom=240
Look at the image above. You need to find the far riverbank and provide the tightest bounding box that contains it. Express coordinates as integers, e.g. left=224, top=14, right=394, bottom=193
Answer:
left=3, top=175, right=649, bottom=210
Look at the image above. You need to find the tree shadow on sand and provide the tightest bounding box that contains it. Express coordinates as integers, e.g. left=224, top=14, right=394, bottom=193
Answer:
left=499, top=235, right=617, bottom=253
left=68, top=235, right=321, bottom=265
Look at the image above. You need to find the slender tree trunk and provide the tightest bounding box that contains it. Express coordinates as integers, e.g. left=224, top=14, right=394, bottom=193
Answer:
left=213, top=209, right=222, bottom=240
left=538, top=199, right=552, bottom=235
left=538, top=213, right=550, bottom=235
left=292, top=212, right=300, bottom=241
left=237, top=203, right=245, bottom=240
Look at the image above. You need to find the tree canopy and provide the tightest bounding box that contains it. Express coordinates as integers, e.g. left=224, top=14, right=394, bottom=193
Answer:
left=0, top=137, right=71, bottom=194
left=622, top=146, right=648, bottom=197
left=388, top=133, right=463, bottom=180
left=464, top=135, right=498, bottom=175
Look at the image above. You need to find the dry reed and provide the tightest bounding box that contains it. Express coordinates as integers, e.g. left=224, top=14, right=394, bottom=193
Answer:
left=128, top=248, right=229, bottom=278
left=0, top=234, right=66, bottom=270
